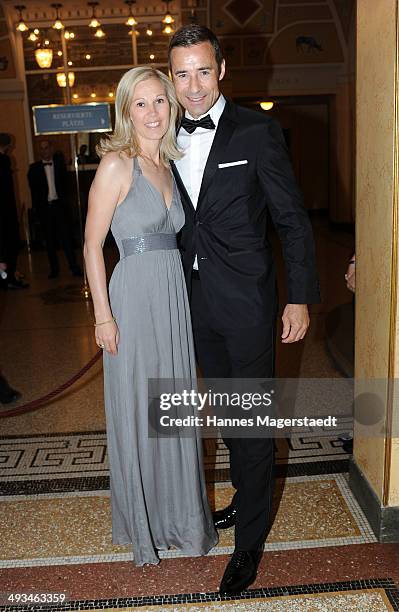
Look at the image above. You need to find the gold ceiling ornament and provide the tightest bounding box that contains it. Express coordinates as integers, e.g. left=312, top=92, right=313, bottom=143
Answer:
left=34, top=46, right=53, bottom=68
left=124, top=0, right=138, bottom=27
left=51, top=3, right=64, bottom=30
left=15, top=5, right=29, bottom=32
left=56, top=69, right=75, bottom=88
left=162, top=0, right=174, bottom=25
left=88, top=2, right=101, bottom=28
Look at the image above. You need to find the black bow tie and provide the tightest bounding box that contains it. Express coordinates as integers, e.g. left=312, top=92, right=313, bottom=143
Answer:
left=181, top=114, right=215, bottom=134
left=43, top=162, right=52, bottom=166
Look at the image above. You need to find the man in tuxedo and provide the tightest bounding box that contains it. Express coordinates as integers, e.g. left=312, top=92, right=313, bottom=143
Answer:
left=28, top=140, right=81, bottom=279
left=169, top=26, right=320, bottom=594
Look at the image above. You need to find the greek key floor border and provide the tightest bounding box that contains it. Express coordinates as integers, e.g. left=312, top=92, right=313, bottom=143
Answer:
left=0, top=430, right=351, bottom=496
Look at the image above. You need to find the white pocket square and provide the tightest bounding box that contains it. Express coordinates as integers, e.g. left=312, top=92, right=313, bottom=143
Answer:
left=218, top=159, right=248, bottom=168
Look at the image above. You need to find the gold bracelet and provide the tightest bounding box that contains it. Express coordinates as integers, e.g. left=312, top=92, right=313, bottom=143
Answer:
left=94, top=317, right=115, bottom=327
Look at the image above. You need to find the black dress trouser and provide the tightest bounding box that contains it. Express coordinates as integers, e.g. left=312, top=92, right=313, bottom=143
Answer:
left=190, top=273, right=275, bottom=552
left=40, top=201, right=78, bottom=273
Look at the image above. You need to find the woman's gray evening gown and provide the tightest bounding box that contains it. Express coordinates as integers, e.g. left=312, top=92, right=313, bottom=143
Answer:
left=103, top=157, right=218, bottom=566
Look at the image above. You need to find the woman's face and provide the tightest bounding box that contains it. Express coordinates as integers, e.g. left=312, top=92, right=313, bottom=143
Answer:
left=129, top=77, right=170, bottom=144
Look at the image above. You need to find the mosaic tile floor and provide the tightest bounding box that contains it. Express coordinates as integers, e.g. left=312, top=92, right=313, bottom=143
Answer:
left=0, top=474, right=376, bottom=568
left=0, top=579, right=398, bottom=611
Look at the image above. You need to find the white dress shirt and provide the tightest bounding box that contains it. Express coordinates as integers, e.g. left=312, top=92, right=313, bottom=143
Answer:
left=176, top=94, right=226, bottom=270
left=43, top=159, right=58, bottom=201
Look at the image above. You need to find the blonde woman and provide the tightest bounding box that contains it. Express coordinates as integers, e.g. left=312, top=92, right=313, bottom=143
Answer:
left=84, top=67, right=217, bottom=566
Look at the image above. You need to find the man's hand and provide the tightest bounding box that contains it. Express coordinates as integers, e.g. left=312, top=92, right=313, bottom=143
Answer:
left=281, top=304, right=310, bottom=343
left=345, top=255, right=356, bottom=293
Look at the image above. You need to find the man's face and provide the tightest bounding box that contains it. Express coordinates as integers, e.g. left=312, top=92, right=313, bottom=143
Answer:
left=39, top=141, right=52, bottom=161
left=170, top=41, right=225, bottom=119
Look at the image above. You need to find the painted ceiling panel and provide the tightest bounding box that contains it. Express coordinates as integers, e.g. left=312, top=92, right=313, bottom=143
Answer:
left=268, top=22, right=343, bottom=64
left=278, top=5, right=332, bottom=30
left=211, top=0, right=275, bottom=35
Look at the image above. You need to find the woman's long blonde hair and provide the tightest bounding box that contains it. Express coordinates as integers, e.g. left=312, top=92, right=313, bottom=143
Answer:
left=97, top=67, right=182, bottom=163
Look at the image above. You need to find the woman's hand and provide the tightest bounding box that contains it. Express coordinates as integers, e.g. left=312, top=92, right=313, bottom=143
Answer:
left=95, top=319, right=119, bottom=355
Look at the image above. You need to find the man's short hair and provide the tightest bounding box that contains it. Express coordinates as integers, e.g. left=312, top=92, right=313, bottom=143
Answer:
left=168, top=25, right=224, bottom=73
left=0, top=133, right=11, bottom=147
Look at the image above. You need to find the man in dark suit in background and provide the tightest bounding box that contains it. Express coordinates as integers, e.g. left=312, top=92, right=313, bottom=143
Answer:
left=0, top=155, right=22, bottom=404
left=28, top=140, right=81, bottom=279
left=169, top=26, right=320, bottom=594
left=0, top=133, right=28, bottom=289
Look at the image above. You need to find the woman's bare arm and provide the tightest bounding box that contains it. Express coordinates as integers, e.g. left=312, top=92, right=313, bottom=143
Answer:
left=84, top=153, right=125, bottom=355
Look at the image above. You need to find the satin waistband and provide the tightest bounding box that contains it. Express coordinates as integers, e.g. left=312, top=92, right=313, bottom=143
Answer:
left=121, top=233, right=178, bottom=257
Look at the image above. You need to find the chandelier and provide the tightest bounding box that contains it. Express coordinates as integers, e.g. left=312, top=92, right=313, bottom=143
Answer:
left=162, top=0, right=175, bottom=35
left=56, top=70, right=75, bottom=88
left=125, top=0, right=137, bottom=27
left=15, top=5, right=28, bottom=32
left=88, top=2, right=101, bottom=28
left=34, top=46, right=53, bottom=68
left=51, top=4, right=64, bottom=30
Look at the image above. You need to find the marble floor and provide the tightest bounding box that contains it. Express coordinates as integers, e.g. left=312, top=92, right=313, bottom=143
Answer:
left=1, top=218, right=398, bottom=611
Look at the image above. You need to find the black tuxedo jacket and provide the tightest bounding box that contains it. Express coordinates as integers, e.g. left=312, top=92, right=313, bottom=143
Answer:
left=172, top=100, right=320, bottom=329
left=0, top=152, right=19, bottom=255
left=27, top=153, right=68, bottom=210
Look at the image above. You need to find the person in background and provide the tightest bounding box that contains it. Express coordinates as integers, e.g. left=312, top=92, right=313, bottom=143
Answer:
left=28, top=140, right=82, bottom=279
left=0, top=192, right=22, bottom=404
left=339, top=253, right=355, bottom=452
left=77, top=144, right=89, bottom=165
left=345, top=254, right=356, bottom=292
left=0, top=133, right=28, bottom=289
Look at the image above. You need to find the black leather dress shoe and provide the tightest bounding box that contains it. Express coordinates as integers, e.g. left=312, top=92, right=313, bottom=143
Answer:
left=219, top=550, right=262, bottom=595
left=213, top=503, right=237, bottom=529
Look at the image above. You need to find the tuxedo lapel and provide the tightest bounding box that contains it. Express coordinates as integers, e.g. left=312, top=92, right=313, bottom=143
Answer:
left=171, top=160, right=195, bottom=216
left=197, top=106, right=237, bottom=212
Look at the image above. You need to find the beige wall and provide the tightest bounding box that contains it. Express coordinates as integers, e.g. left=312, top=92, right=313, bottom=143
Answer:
left=355, top=0, right=399, bottom=506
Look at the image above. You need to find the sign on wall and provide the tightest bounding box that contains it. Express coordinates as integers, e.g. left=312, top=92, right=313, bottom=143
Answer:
left=32, top=102, right=112, bottom=135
